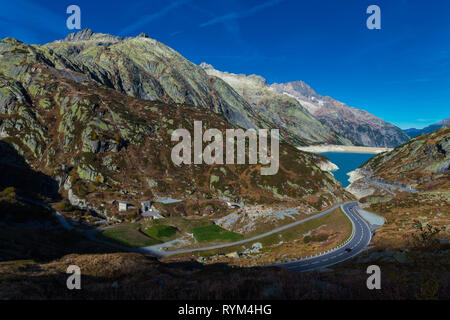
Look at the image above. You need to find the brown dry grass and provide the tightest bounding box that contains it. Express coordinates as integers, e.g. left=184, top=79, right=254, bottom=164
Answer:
left=1, top=250, right=448, bottom=300
left=366, top=191, right=450, bottom=250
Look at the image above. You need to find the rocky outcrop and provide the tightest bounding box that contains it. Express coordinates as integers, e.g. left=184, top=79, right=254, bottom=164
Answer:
left=63, top=28, right=94, bottom=41
left=272, top=81, right=410, bottom=147
left=345, top=169, right=376, bottom=199
left=215, top=205, right=317, bottom=234
left=317, top=160, right=339, bottom=172
left=58, top=28, right=122, bottom=43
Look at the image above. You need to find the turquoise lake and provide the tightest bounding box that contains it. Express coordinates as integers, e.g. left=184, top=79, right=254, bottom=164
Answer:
left=321, top=152, right=376, bottom=187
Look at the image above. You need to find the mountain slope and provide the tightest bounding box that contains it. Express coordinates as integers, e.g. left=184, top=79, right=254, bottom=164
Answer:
left=271, top=81, right=410, bottom=148
left=200, top=63, right=352, bottom=146
left=43, top=29, right=256, bottom=130
left=0, top=36, right=352, bottom=221
left=347, top=126, right=450, bottom=198
left=346, top=126, right=450, bottom=250
left=404, top=117, right=450, bottom=138
left=33, top=29, right=341, bottom=146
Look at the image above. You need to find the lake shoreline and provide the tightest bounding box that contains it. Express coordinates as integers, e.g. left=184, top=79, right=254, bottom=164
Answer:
left=313, top=152, right=377, bottom=188
left=298, top=145, right=392, bottom=154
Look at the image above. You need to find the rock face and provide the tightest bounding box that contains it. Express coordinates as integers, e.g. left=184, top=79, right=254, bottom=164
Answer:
left=0, top=36, right=353, bottom=213
left=404, top=117, right=450, bottom=138
left=57, top=28, right=123, bottom=44
left=200, top=63, right=351, bottom=146
left=271, top=81, right=410, bottom=148
left=317, top=160, right=339, bottom=172
left=347, top=126, right=450, bottom=198
left=62, top=28, right=94, bottom=42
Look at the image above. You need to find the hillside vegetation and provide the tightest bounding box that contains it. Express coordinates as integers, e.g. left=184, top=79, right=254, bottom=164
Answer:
left=0, top=36, right=352, bottom=224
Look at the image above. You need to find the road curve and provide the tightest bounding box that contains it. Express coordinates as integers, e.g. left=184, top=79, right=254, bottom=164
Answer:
left=272, top=202, right=373, bottom=272
left=22, top=196, right=374, bottom=270
left=138, top=202, right=346, bottom=257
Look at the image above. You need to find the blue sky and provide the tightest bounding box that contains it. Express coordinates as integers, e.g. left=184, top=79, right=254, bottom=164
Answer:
left=1, top=0, right=449, bottom=129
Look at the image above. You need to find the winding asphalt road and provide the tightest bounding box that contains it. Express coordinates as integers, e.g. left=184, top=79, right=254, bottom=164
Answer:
left=138, top=203, right=346, bottom=257
left=272, top=202, right=373, bottom=272
left=23, top=196, right=375, bottom=271
left=141, top=201, right=376, bottom=272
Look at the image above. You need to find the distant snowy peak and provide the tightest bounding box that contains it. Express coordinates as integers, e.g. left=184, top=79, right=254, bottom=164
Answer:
left=272, top=81, right=410, bottom=148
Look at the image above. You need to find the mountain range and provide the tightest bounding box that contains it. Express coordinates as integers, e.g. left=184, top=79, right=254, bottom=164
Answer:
left=39, top=28, right=345, bottom=147
left=201, top=63, right=410, bottom=148
left=271, top=81, right=411, bottom=147
left=35, top=29, right=409, bottom=148
left=403, top=117, right=450, bottom=138
left=200, top=63, right=351, bottom=146
left=2, top=28, right=446, bottom=218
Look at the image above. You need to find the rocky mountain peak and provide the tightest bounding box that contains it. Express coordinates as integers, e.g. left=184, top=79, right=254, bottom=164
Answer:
left=59, top=28, right=122, bottom=43
left=199, top=62, right=214, bottom=70
left=137, top=32, right=150, bottom=38
left=271, top=81, right=410, bottom=148
left=64, top=28, right=94, bottom=41
left=200, top=63, right=267, bottom=87
left=436, top=117, right=450, bottom=126
left=274, top=81, right=318, bottom=99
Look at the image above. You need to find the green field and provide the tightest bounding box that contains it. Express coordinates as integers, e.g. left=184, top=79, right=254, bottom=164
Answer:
left=184, top=207, right=352, bottom=257
left=97, top=224, right=161, bottom=247
left=143, top=225, right=178, bottom=240
left=142, top=217, right=212, bottom=233
left=191, top=224, right=243, bottom=243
